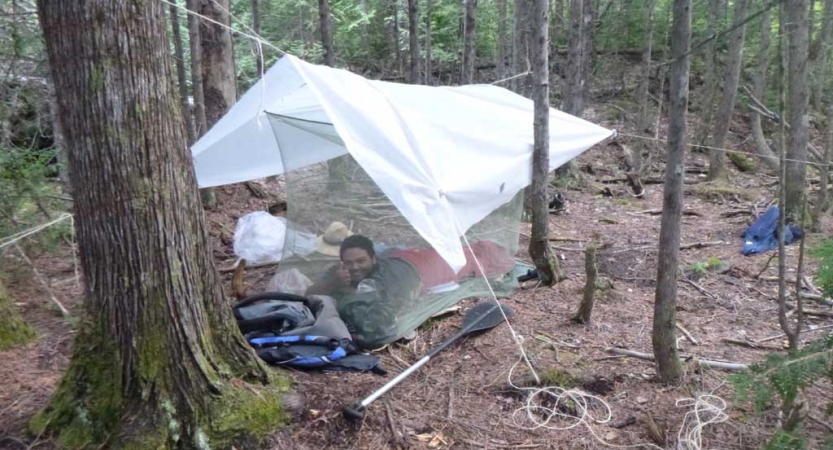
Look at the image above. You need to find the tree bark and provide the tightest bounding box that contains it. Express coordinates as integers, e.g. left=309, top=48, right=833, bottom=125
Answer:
left=785, top=0, right=810, bottom=219
left=812, top=99, right=833, bottom=229
left=319, top=0, right=335, bottom=66
left=707, top=0, right=750, bottom=181
left=634, top=0, right=657, bottom=173
left=563, top=0, right=587, bottom=116
left=653, top=0, right=690, bottom=384
left=408, top=0, right=420, bottom=83
left=529, top=0, right=562, bottom=286
left=751, top=6, right=779, bottom=171
left=810, top=0, right=833, bottom=110
left=35, top=0, right=286, bottom=447
left=186, top=0, right=207, bottom=137
left=198, top=0, right=236, bottom=128
left=392, top=0, right=403, bottom=74
left=498, top=0, right=508, bottom=78
left=462, top=0, right=478, bottom=84
left=251, top=0, right=263, bottom=76
left=168, top=1, right=196, bottom=146
left=0, top=279, right=36, bottom=350
left=198, top=0, right=236, bottom=209
left=694, top=0, right=722, bottom=149
left=511, top=0, right=530, bottom=93
left=573, top=243, right=597, bottom=324
left=425, top=0, right=433, bottom=84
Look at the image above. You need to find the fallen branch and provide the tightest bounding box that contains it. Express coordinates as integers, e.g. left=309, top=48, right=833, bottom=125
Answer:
left=14, top=243, right=71, bottom=317
left=803, top=308, right=833, bottom=318
left=218, top=260, right=279, bottom=273
left=636, top=208, right=703, bottom=217
left=798, top=292, right=833, bottom=307
left=722, top=338, right=783, bottom=351
left=755, top=323, right=833, bottom=344
left=681, top=278, right=718, bottom=299
left=605, top=347, right=748, bottom=371
left=605, top=241, right=723, bottom=255
left=676, top=323, right=699, bottom=345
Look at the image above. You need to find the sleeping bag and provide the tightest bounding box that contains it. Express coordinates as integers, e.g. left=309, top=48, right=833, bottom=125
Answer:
left=741, top=206, right=803, bottom=255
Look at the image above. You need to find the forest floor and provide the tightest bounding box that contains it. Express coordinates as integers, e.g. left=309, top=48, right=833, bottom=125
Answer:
left=2, top=108, right=833, bottom=450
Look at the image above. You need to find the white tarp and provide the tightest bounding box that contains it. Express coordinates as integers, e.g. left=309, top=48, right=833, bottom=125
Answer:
left=192, top=55, right=613, bottom=271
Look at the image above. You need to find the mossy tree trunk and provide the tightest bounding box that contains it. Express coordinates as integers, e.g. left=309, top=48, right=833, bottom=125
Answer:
left=529, top=0, right=563, bottom=287
left=0, top=279, right=36, bottom=350
left=35, top=1, right=287, bottom=448
left=653, top=0, right=690, bottom=384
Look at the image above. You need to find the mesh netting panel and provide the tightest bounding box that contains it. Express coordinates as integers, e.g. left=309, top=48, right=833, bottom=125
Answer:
left=270, top=115, right=523, bottom=349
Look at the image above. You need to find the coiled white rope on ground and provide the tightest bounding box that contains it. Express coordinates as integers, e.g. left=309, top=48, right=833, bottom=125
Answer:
left=675, top=395, right=729, bottom=450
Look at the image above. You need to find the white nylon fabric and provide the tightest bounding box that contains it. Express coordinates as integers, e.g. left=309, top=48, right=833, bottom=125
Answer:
left=191, top=55, right=613, bottom=271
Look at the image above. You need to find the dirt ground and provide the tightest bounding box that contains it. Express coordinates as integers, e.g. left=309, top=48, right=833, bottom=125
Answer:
left=2, top=115, right=833, bottom=449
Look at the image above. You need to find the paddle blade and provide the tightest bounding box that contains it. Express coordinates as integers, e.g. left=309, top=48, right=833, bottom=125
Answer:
left=463, top=302, right=515, bottom=333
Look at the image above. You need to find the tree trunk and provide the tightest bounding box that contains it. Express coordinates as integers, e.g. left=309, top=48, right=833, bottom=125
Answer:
left=498, top=0, right=508, bottom=78
left=0, top=279, right=36, bottom=350
left=694, top=0, right=721, bottom=149
left=425, top=0, right=433, bottom=84
left=634, top=0, right=657, bottom=173
left=408, top=0, right=420, bottom=83
left=785, top=0, right=810, bottom=219
left=360, top=0, right=370, bottom=58
left=199, top=0, right=236, bottom=128
left=34, top=1, right=288, bottom=448
left=252, top=0, right=263, bottom=76
left=168, top=1, right=196, bottom=146
left=529, top=0, right=562, bottom=286
left=47, top=72, right=69, bottom=194
left=581, top=0, right=596, bottom=103
left=198, top=0, right=236, bottom=209
left=511, top=0, right=530, bottom=93
left=811, top=102, right=832, bottom=230
left=751, top=6, right=779, bottom=171
left=707, top=0, right=750, bottom=181
left=319, top=0, right=335, bottom=66
left=653, top=0, right=690, bottom=384
left=810, top=0, right=833, bottom=110
left=392, top=0, right=403, bottom=74
left=572, top=243, right=597, bottom=324
left=462, top=0, right=478, bottom=84
left=563, top=0, right=588, bottom=116
left=186, top=0, right=207, bottom=137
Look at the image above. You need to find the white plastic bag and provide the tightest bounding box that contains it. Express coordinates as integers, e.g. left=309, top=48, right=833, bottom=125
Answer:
left=233, top=211, right=286, bottom=265
left=266, top=268, right=313, bottom=296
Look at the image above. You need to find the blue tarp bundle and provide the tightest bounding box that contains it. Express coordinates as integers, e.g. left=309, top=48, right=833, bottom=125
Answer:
left=741, top=206, right=803, bottom=255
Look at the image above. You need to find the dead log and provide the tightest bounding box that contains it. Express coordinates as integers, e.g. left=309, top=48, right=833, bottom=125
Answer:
left=604, top=347, right=748, bottom=371
left=573, top=243, right=598, bottom=324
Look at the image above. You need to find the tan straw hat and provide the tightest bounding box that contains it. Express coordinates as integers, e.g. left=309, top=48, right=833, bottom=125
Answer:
left=315, top=221, right=353, bottom=256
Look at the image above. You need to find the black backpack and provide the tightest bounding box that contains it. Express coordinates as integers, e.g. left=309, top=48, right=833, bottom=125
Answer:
left=233, top=292, right=385, bottom=374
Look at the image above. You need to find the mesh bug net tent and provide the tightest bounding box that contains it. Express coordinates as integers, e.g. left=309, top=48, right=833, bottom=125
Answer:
left=274, top=147, right=525, bottom=349
left=191, top=55, right=613, bottom=350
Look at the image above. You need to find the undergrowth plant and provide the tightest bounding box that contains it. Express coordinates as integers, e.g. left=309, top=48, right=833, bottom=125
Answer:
left=730, top=334, right=833, bottom=449
left=811, top=238, right=833, bottom=298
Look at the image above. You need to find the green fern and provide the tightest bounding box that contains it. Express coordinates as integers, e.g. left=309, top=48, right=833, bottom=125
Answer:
left=764, top=431, right=807, bottom=450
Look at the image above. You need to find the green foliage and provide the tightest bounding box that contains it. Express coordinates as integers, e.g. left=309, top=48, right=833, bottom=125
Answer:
left=765, top=430, right=807, bottom=450
left=811, top=239, right=833, bottom=298
left=730, top=334, right=833, bottom=448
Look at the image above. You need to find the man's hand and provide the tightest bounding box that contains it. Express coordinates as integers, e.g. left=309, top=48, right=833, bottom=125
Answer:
left=335, top=262, right=351, bottom=287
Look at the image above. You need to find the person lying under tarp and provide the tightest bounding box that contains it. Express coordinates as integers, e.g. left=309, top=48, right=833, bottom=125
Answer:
left=305, top=234, right=515, bottom=349
left=741, top=205, right=803, bottom=255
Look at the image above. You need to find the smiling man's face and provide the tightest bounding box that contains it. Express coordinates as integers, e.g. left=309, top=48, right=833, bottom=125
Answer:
left=341, top=247, right=376, bottom=283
